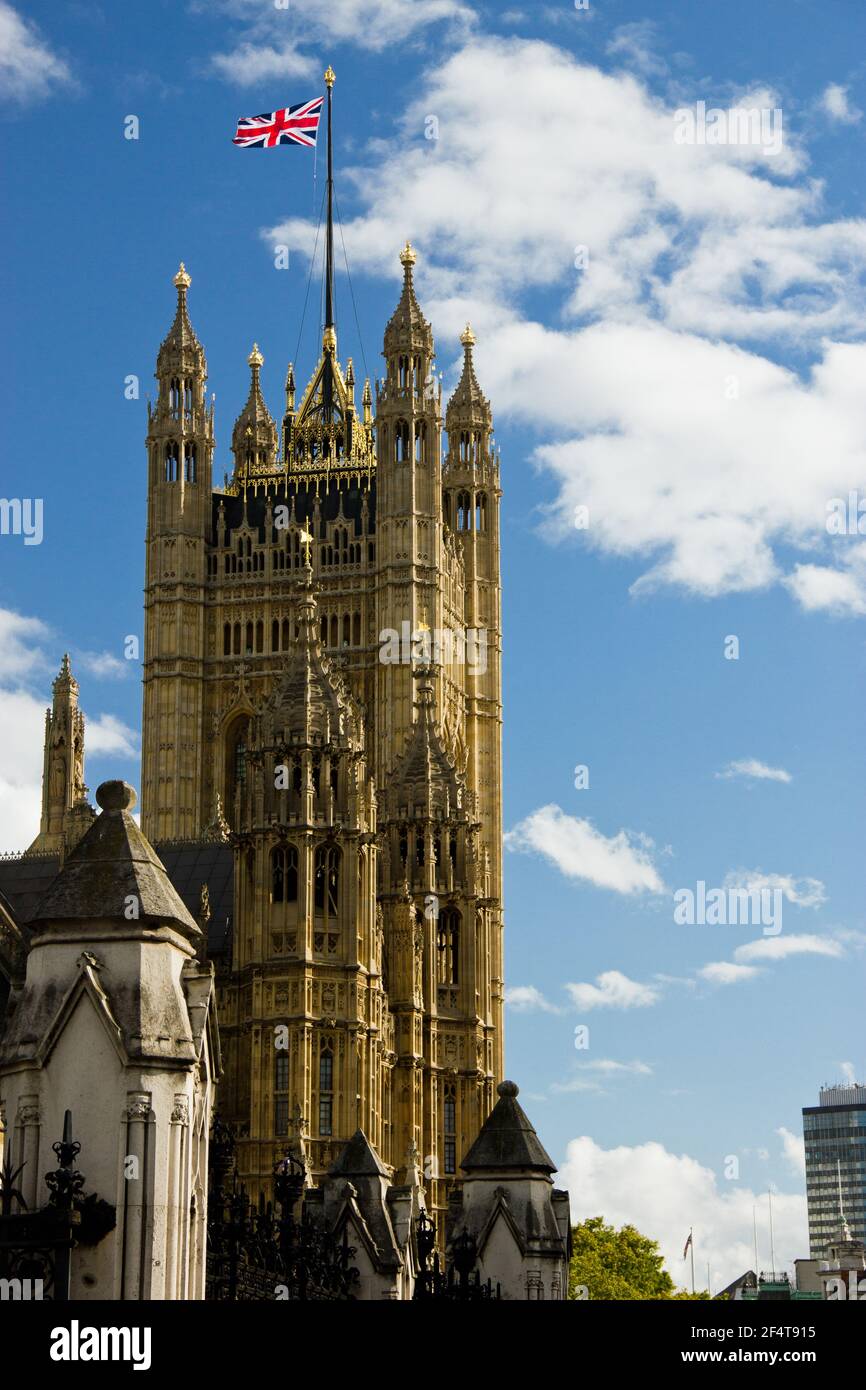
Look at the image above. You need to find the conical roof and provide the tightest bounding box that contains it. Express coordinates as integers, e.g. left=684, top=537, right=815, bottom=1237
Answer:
left=328, top=1129, right=390, bottom=1179
left=387, top=670, right=463, bottom=817
left=231, top=343, right=278, bottom=467
left=31, top=781, right=200, bottom=938
left=383, top=242, right=434, bottom=357
left=460, top=1081, right=556, bottom=1174
left=256, top=570, right=359, bottom=748
left=446, top=324, right=491, bottom=430
left=157, top=263, right=205, bottom=377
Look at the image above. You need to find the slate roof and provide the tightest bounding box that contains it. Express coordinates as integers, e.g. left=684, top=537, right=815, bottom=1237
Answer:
left=31, top=782, right=199, bottom=939
left=460, top=1081, right=556, bottom=1174
left=0, top=841, right=234, bottom=958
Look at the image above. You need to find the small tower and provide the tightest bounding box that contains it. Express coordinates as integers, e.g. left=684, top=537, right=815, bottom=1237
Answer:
left=142, top=264, right=215, bottom=841
left=223, top=563, right=393, bottom=1192
left=445, top=1080, right=571, bottom=1300
left=374, top=243, right=445, bottom=786
left=444, top=324, right=504, bottom=1079
left=231, top=343, right=279, bottom=484
left=0, top=781, right=219, bottom=1300
left=378, top=666, right=491, bottom=1221
left=27, top=654, right=94, bottom=856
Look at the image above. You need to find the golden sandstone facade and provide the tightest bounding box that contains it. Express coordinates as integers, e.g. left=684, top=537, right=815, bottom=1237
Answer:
left=139, top=250, right=504, bottom=1218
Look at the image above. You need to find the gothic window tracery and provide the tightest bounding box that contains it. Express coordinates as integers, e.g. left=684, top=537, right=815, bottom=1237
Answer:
left=319, top=1045, right=334, bottom=1136
left=271, top=844, right=298, bottom=903
left=444, top=1084, right=457, bottom=1175
left=164, top=442, right=179, bottom=482
left=457, top=491, right=471, bottom=531
left=314, top=844, right=340, bottom=918
left=437, top=907, right=460, bottom=986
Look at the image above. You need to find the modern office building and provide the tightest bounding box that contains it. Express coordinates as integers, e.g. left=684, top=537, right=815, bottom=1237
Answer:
left=803, top=1083, right=866, bottom=1258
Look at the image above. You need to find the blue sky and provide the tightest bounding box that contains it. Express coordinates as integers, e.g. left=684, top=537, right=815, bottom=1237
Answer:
left=1, top=0, right=865, bottom=1289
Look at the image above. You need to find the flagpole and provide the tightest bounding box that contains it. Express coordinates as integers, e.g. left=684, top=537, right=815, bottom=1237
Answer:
left=322, top=64, right=336, bottom=428
left=768, top=1189, right=776, bottom=1277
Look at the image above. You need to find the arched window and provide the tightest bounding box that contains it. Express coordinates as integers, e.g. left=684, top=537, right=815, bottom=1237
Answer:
left=183, top=442, right=196, bottom=483
left=314, top=844, right=340, bottom=918
left=223, top=624, right=231, bottom=656
left=352, top=612, right=361, bottom=646
left=255, top=620, right=264, bottom=654
left=232, top=623, right=241, bottom=656
left=320, top=616, right=328, bottom=645
left=225, top=716, right=249, bottom=812
left=398, top=355, right=409, bottom=389
left=444, top=1084, right=457, bottom=1175
left=272, top=619, right=279, bottom=652
left=329, top=614, right=338, bottom=647
left=342, top=613, right=350, bottom=647
left=164, top=442, right=179, bottom=482
left=282, top=618, right=290, bottom=649
left=395, top=420, right=410, bottom=462
left=271, top=844, right=298, bottom=903
left=437, top=907, right=460, bottom=985
left=169, top=379, right=180, bottom=417
left=457, top=491, right=471, bottom=531
left=443, top=491, right=452, bottom=526
left=414, top=421, right=426, bottom=463
left=319, top=1045, right=334, bottom=1136
left=274, top=1054, right=289, bottom=1137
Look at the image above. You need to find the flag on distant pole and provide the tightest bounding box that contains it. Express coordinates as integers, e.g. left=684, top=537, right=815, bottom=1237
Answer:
left=683, top=1231, right=693, bottom=1258
left=232, top=97, right=324, bottom=148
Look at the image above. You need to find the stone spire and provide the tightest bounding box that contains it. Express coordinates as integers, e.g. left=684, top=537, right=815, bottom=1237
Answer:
left=446, top=323, right=492, bottom=434
left=231, top=342, right=278, bottom=475
left=387, top=668, right=463, bottom=818
left=383, top=242, right=434, bottom=359
left=157, top=262, right=205, bottom=378
left=253, top=567, right=360, bottom=751
left=27, top=654, right=94, bottom=856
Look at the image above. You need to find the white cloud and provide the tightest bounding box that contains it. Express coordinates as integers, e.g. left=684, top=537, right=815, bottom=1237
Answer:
left=777, top=1126, right=806, bottom=1177
left=698, top=961, right=760, bottom=985
left=84, top=713, right=139, bottom=759
left=505, top=804, right=666, bottom=895
left=0, top=608, right=50, bottom=679
left=504, top=984, right=560, bottom=1013
left=820, top=83, right=862, bottom=125
left=734, top=933, right=844, bottom=963
left=565, top=970, right=659, bottom=1011
left=559, top=1135, right=807, bottom=1292
left=0, top=2, right=72, bottom=100
left=211, top=41, right=315, bottom=87
left=606, top=20, right=667, bottom=78
left=76, top=650, right=129, bottom=681
left=784, top=547, right=866, bottom=616
left=0, top=608, right=140, bottom=851
left=207, top=0, right=475, bottom=83
left=577, top=1058, right=653, bottom=1075
left=716, top=759, right=792, bottom=784
left=264, top=35, right=866, bottom=606
left=724, top=870, right=826, bottom=909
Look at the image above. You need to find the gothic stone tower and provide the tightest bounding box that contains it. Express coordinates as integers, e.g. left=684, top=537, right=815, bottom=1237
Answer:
left=140, top=233, right=503, bottom=1219
left=28, top=654, right=95, bottom=856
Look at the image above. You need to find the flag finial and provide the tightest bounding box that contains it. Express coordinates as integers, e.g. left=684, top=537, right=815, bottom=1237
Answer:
left=248, top=342, right=264, bottom=369
left=324, top=65, right=335, bottom=89
left=460, top=323, right=475, bottom=349
left=174, top=262, right=191, bottom=291
left=400, top=241, right=417, bottom=269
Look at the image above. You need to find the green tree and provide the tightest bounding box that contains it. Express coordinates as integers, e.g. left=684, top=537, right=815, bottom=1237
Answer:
left=569, top=1216, right=709, bottom=1300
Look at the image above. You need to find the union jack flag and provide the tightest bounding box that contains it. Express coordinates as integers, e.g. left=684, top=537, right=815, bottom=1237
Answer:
left=232, top=96, right=323, bottom=149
